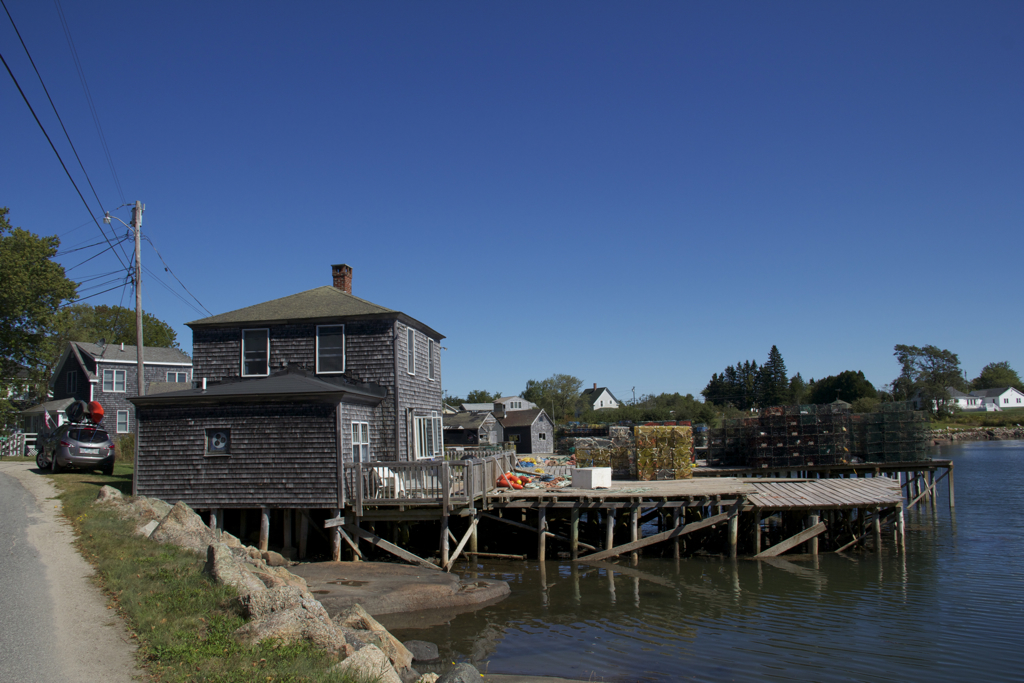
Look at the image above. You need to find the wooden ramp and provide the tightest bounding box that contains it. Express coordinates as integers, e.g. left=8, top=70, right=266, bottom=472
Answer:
left=744, top=477, right=903, bottom=511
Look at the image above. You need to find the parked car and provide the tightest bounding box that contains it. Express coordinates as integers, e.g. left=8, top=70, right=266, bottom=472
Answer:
left=35, top=423, right=115, bottom=475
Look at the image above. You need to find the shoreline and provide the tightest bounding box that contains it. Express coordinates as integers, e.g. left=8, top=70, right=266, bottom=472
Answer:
left=929, top=427, right=1024, bottom=445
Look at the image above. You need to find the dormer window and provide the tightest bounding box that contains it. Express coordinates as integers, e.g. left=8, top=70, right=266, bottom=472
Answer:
left=241, top=329, right=269, bottom=377
left=316, top=325, right=346, bottom=374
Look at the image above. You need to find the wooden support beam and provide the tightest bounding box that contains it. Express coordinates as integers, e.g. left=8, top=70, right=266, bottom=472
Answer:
left=330, top=509, right=341, bottom=561
left=605, top=508, right=615, bottom=551
left=342, top=524, right=436, bottom=570
left=728, top=514, right=739, bottom=559
left=873, top=510, right=882, bottom=551
left=629, top=504, right=639, bottom=563
left=895, top=504, right=905, bottom=552
left=577, top=511, right=731, bottom=563
left=673, top=507, right=681, bottom=560
left=571, top=506, right=580, bottom=561
left=478, top=512, right=596, bottom=551
left=440, top=515, right=450, bottom=568
left=948, top=464, right=955, bottom=509
left=754, top=510, right=762, bottom=555
left=443, top=514, right=480, bottom=572
left=299, top=512, right=308, bottom=559
left=754, top=522, right=826, bottom=559
left=259, top=507, right=270, bottom=552
left=834, top=511, right=893, bottom=553
left=807, top=514, right=819, bottom=556
left=336, top=525, right=363, bottom=559
left=538, top=507, right=547, bottom=562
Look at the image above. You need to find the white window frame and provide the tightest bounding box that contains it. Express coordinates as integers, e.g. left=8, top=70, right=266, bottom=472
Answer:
left=103, top=369, right=127, bottom=392
left=414, top=411, right=443, bottom=459
left=428, top=339, right=435, bottom=380
left=406, top=328, right=415, bottom=375
left=352, top=421, right=370, bottom=462
left=66, top=371, right=77, bottom=394
left=166, top=371, right=189, bottom=382
left=116, top=410, right=129, bottom=434
left=241, top=328, right=270, bottom=377
left=316, top=324, right=346, bottom=374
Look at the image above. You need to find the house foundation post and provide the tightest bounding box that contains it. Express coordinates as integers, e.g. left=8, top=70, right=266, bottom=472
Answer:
left=537, top=507, right=547, bottom=562
left=259, top=508, right=270, bottom=552
left=331, top=509, right=342, bottom=561
left=605, top=508, right=615, bottom=551
left=673, top=507, right=682, bottom=559
left=808, top=513, right=819, bottom=556
left=283, top=510, right=293, bottom=557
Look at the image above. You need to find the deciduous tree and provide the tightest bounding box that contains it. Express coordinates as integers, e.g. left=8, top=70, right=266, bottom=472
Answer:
left=806, top=370, right=876, bottom=405
left=0, top=207, right=77, bottom=427
left=892, top=344, right=966, bottom=415
left=522, top=374, right=583, bottom=422
left=971, top=361, right=1023, bottom=392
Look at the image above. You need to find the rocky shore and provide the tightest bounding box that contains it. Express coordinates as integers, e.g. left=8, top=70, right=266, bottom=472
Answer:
left=929, top=427, right=1024, bottom=445
left=93, top=486, right=497, bottom=683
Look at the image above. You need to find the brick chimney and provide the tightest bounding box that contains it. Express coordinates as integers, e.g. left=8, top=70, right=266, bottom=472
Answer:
left=593, top=383, right=597, bottom=390
left=332, top=264, right=352, bottom=294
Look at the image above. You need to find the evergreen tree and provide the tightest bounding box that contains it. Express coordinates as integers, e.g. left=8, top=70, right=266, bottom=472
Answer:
left=757, top=345, right=789, bottom=408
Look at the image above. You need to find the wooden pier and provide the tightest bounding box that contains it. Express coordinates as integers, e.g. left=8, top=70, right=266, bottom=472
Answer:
left=322, top=453, right=953, bottom=568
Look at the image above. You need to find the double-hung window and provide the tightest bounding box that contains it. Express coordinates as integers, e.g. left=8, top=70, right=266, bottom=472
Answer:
left=116, top=410, right=129, bottom=433
left=414, top=411, right=443, bottom=459
left=317, top=325, right=345, bottom=374
left=352, top=422, right=370, bottom=462
left=103, top=369, right=127, bottom=392
left=428, top=339, right=435, bottom=380
left=167, top=371, right=189, bottom=383
left=406, top=328, right=415, bottom=375
left=242, top=329, right=269, bottom=377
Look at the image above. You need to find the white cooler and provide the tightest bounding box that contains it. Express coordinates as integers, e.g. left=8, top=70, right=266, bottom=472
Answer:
left=571, top=467, right=611, bottom=489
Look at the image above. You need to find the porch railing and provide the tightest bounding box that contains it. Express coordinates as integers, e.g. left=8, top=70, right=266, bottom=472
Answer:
left=351, top=450, right=516, bottom=513
left=0, top=433, right=28, bottom=458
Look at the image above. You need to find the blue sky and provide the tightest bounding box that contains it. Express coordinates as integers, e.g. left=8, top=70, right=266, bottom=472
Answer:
left=3, top=2, right=1022, bottom=401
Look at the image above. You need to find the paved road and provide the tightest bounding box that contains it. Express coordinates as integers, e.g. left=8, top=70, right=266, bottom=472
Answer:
left=0, top=462, right=137, bottom=683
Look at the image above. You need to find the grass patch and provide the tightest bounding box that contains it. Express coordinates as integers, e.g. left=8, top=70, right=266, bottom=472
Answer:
left=932, top=407, right=1024, bottom=430
left=47, top=464, right=367, bottom=683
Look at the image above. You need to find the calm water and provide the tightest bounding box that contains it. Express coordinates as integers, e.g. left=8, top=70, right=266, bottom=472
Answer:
left=390, top=441, right=1024, bottom=682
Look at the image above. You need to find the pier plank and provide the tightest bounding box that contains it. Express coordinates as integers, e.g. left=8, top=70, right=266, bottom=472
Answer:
left=341, top=524, right=437, bottom=570
left=578, top=508, right=735, bottom=562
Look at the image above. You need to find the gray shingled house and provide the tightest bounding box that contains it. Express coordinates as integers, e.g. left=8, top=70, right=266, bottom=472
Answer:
left=443, top=410, right=503, bottom=447
left=498, top=408, right=554, bottom=454
left=129, top=265, right=445, bottom=552
left=43, top=341, right=192, bottom=434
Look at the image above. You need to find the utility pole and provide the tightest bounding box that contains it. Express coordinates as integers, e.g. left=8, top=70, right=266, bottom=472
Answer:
left=133, top=201, right=145, bottom=397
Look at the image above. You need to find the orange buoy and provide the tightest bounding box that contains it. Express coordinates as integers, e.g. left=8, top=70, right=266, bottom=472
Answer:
left=511, top=482, right=523, bottom=490
left=87, top=401, right=104, bottom=423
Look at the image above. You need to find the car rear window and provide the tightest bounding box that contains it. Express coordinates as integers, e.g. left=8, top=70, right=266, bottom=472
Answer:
left=68, top=428, right=109, bottom=443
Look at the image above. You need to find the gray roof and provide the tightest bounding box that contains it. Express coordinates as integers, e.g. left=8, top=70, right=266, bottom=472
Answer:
left=443, top=412, right=491, bottom=431
left=581, top=387, right=619, bottom=407
left=130, top=367, right=387, bottom=407
left=969, top=387, right=1016, bottom=398
left=20, top=397, right=76, bottom=415
left=75, top=342, right=192, bottom=366
left=947, top=387, right=970, bottom=398
left=186, top=286, right=444, bottom=339
left=498, top=408, right=547, bottom=429
left=460, top=403, right=496, bottom=412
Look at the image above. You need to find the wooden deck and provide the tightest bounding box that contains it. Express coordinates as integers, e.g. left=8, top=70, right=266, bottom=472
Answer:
left=743, top=477, right=903, bottom=511
left=487, top=478, right=756, bottom=506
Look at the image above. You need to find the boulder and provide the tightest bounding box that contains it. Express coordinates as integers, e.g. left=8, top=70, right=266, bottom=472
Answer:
left=234, top=600, right=349, bottom=656
left=252, top=565, right=308, bottom=591
left=237, top=585, right=319, bottom=620
left=334, top=604, right=413, bottom=671
left=135, top=520, right=159, bottom=538
left=95, top=485, right=123, bottom=502
left=262, top=550, right=288, bottom=567
left=332, top=644, right=401, bottom=683
left=204, top=543, right=266, bottom=595
left=218, top=529, right=243, bottom=549
left=150, top=501, right=216, bottom=554
left=404, top=640, right=439, bottom=663
left=416, top=675, right=439, bottom=683
left=437, top=663, right=482, bottom=683
left=128, top=495, right=173, bottom=521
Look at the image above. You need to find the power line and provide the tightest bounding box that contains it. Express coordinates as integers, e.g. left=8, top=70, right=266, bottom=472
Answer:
left=142, top=264, right=208, bottom=318
left=0, top=48, right=129, bottom=272
left=143, top=235, right=213, bottom=316
left=53, top=0, right=125, bottom=206
left=63, top=235, right=130, bottom=272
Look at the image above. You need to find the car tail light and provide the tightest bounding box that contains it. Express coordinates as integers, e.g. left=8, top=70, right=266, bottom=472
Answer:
left=60, top=440, right=73, bottom=448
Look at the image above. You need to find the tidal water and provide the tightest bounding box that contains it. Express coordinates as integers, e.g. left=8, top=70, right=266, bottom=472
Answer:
left=389, top=440, right=1024, bottom=682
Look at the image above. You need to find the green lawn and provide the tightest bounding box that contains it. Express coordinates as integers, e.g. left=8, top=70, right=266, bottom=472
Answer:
left=43, top=464, right=367, bottom=683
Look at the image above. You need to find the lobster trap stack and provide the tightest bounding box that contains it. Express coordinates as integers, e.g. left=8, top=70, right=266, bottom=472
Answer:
left=850, top=401, right=930, bottom=463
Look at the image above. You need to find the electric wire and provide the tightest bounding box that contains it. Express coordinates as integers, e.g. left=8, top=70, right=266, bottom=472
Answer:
left=0, top=48, right=129, bottom=272
left=143, top=235, right=213, bottom=316
left=64, top=235, right=130, bottom=272
left=68, top=282, right=127, bottom=304
left=1, top=0, right=128, bottom=267
left=56, top=238, right=108, bottom=256
left=142, top=264, right=208, bottom=318
left=52, top=0, right=125, bottom=206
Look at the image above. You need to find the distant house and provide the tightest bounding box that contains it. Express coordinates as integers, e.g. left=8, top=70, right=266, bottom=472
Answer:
left=40, top=341, right=192, bottom=435
left=129, top=263, right=445, bottom=513
left=443, top=410, right=503, bottom=447
left=495, top=396, right=537, bottom=412
left=581, top=383, right=621, bottom=411
left=498, top=408, right=554, bottom=454
left=969, top=387, right=1024, bottom=411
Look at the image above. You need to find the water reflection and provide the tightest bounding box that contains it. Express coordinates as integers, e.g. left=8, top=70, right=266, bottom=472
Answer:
left=389, top=441, right=1024, bottom=682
